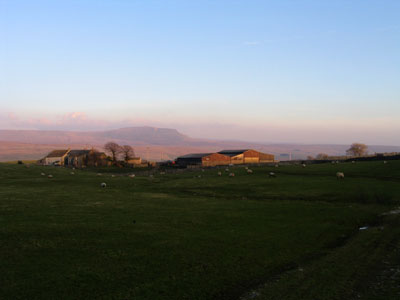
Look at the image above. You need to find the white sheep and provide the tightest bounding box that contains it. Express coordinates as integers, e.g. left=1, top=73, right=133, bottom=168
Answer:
left=129, top=174, right=135, bottom=178
left=247, top=169, right=253, bottom=174
left=269, top=172, right=276, bottom=177
left=101, top=182, right=107, bottom=188
left=245, top=166, right=249, bottom=170
left=275, top=164, right=279, bottom=168
left=97, top=173, right=102, bottom=176
left=302, top=164, right=306, bottom=168
left=160, top=171, right=166, bottom=175
left=48, top=175, right=53, bottom=178
left=70, top=172, right=75, bottom=175
left=336, top=172, right=345, bottom=180
left=225, top=168, right=229, bottom=172
left=111, top=175, right=115, bottom=178
left=384, top=161, right=388, bottom=164
left=217, top=171, right=222, bottom=176
left=352, top=161, right=355, bottom=164
left=149, top=174, right=154, bottom=178
left=41, top=172, right=46, bottom=176
left=229, top=172, right=235, bottom=177
left=198, top=175, right=202, bottom=178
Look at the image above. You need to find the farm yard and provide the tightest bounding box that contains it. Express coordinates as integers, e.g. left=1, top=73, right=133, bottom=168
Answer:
left=1, top=161, right=400, bottom=300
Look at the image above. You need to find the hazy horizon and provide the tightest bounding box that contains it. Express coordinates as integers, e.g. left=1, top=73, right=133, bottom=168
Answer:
left=1, top=1, right=399, bottom=145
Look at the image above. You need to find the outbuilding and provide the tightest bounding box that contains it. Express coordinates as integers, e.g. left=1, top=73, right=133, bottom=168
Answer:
left=176, top=153, right=230, bottom=167
left=218, top=149, right=274, bottom=164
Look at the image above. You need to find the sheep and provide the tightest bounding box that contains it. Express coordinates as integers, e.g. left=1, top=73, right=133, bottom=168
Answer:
left=201, top=169, right=205, bottom=172
left=247, top=169, right=253, bottom=174
left=70, top=172, right=75, bottom=175
left=48, top=175, right=53, bottom=178
left=111, top=175, right=115, bottom=178
left=302, top=164, right=306, bottom=168
left=352, top=161, right=355, bottom=164
left=97, top=173, right=102, bottom=176
left=229, top=173, right=235, bottom=177
left=336, top=172, right=345, bottom=180
left=275, top=164, right=279, bottom=168
left=245, top=166, right=249, bottom=170
left=217, top=171, right=222, bottom=176
left=336, top=160, right=340, bottom=164
left=225, top=168, right=229, bottom=172
left=384, top=161, right=388, bottom=164
left=149, top=174, right=154, bottom=178
left=269, top=172, right=276, bottom=177
left=41, top=172, right=46, bottom=176
left=160, top=171, right=166, bottom=175
left=198, top=175, right=202, bottom=178
left=129, top=174, right=135, bottom=178
left=101, top=182, right=107, bottom=188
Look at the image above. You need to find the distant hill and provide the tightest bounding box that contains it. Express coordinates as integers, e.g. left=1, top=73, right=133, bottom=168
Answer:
left=1, top=127, right=400, bottom=162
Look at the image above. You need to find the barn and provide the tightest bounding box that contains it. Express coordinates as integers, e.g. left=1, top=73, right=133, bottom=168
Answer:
left=66, top=149, right=109, bottom=167
left=43, top=149, right=70, bottom=166
left=176, top=153, right=231, bottom=167
left=218, top=149, right=274, bottom=164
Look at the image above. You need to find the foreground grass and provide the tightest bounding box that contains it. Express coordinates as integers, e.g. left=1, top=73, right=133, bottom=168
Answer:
left=0, top=161, right=399, bottom=299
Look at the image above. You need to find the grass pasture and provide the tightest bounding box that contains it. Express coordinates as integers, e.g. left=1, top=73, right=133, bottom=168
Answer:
left=1, top=161, right=400, bottom=299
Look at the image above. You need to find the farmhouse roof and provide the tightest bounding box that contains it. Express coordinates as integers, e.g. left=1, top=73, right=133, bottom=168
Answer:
left=177, top=153, right=214, bottom=159
left=46, top=150, right=69, bottom=158
left=218, top=149, right=250, bottom=157
left=68, top=150, right=91, bottom=157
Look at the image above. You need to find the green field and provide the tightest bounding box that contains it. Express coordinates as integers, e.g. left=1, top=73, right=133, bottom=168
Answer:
left=1, top=161, right=400, bottom=299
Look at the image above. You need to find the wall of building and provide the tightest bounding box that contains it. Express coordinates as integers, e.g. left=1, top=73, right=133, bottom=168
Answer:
left=202, top=153, right=230, bottom=167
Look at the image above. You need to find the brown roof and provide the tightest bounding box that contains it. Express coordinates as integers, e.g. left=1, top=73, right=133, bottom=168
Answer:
left=46, top=150, right=69, bottom=158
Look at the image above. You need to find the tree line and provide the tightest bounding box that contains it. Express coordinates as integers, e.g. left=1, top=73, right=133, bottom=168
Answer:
left=104, top=142, right=135, bottom=163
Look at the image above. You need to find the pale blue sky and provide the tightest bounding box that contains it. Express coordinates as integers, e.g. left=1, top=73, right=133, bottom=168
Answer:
left=1, top=0, right=399, bottom=144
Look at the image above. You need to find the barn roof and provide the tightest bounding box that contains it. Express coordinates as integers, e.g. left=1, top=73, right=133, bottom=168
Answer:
left=218, top=149, right=250, bottom=156
left=68, top=150, right=91, bottom=157
left=46, top=150, right=69, bottom=158
left=177, top=153, right=214, bottom=159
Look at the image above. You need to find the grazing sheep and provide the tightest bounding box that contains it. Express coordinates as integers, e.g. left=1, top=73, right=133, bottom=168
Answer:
left=269, top=172, right=276, bottom=177
left=198, top=175, right=202, bottom=178
left=97, top=173, right=102, bottom=176
left=336, top=172, right=345, bottom=180
left=160, top=171, right=166, bottom=175
left=217, top=171, right=222, bottom=176
left=245, top=166, right=249, bottom=170
left=70, top=172, right=75, bottom=175
left=247, top=169, right=253, bottom=174
left=111, top=175, right=115, bottom=178
left=275, top=164, right=279, bottom=168
left=129, top=174, right=135, bottom=178
left=101, top=182, right=107, bottom=188
left=331, top=161, right=335, bottom=165
left=41, top=172, right=46, bottom=176
left=72, top=167, right=75, bottom=170
left=229, top=173, right=235, bottom=177
left=384, top=161, right=388, bottom=164
left=225, top=168, right=229, bottom=172
left=352, top=161, right=355, bottom=164
left=48, top=175, right=53, bottom=178
left=336, top=160, right=340, bottom=164
left=302, top=164, right=306, bottom=168
left=201, top=169, right=205, bottom=172
left=149, top=174, right=154, bottom=178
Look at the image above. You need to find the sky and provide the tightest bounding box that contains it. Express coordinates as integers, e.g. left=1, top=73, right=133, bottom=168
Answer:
left=1, top=0, right=400, bottom=145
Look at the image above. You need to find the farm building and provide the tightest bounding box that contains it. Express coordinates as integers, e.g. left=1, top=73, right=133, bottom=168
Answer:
left=42, top=149, right=70, bottom=166
left=218, top=149, right=274, bottom=164
left=176, top=153, right=231, bottom=167
left=66, top=149, right=109, bottom=167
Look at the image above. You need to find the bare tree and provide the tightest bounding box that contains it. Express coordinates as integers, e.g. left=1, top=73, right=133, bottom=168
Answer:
left=346, top=143, right=368, bottom=157
left=121, top=145, right=135, bottom=162
left=307, top=155, right=315, bottom=160
left=104, top=142, right=121, bottom=162
left=316, top=153, right=329, bottom=160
